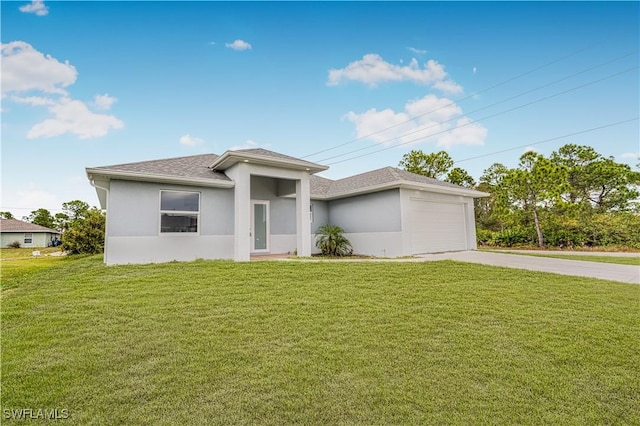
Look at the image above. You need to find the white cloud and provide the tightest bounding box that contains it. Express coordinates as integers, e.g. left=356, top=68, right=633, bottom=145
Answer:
left=473, top=67, right=477, bottom=75
left=2, top=41, right=123, bottom=140
left=620, top=152, right=639, bottom=159
left=345, top=94, right=487, bottom=149
left=327, top=54, right=463, bottom=93
left=26, top=97, right=124, bottom=139
left=179, top=134, right=205, bottom=147
left=523, top=146, right=537, bottom=153
left=19, top=0, right=48, bottom=16
left=1, top=41, right=77, bottom=96
left=93, top=94, right=117, bottom=110
left=225, top=40, right=252, bottom=51
left=11, top=95, right=56, bottom=106
left=407, top=47, right=426, bottom=55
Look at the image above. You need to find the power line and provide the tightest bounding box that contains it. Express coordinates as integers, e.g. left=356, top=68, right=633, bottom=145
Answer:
left=301, top=38, right=630, bottom=160
left=453, top=118, right=640, bottom=164
left=315, top=53, right=637, bottom=163
left=324, top=66, right=638, bottom=166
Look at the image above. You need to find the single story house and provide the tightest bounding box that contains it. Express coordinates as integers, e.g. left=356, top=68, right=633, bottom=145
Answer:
left=86, top=148, right=488, bottom=265
left=0, top=219, right=61, bottom=248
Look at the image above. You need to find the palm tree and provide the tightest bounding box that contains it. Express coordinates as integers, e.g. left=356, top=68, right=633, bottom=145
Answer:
left=315, top=224, right=353, bottom=256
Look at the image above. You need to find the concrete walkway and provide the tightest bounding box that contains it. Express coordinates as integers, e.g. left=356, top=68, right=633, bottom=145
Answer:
left=417, top=251, right=640, bottom=284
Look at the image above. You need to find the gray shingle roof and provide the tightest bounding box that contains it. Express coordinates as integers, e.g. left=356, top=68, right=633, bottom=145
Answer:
left=1, top=219, right=60, bottom=233
left=88, top=151, right=483, bottom=198
left=310, top=166, right=474, bottom=198
left=90, top=154, right=231, bottom=181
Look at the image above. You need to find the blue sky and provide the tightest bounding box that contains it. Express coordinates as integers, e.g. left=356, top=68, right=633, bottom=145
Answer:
left=1, top=1, right=638, bottom=218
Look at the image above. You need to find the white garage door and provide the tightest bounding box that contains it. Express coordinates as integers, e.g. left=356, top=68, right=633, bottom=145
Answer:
left=409, top=199, right=468, bottom=254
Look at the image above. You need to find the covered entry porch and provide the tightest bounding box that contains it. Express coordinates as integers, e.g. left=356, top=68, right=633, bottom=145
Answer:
left=209, top=150, right=327, bottom=262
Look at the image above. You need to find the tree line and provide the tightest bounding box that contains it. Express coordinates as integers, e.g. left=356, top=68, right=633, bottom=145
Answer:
left=0, top=200, right=105, bottom=254
left=399, top=144, right=640, bottom=249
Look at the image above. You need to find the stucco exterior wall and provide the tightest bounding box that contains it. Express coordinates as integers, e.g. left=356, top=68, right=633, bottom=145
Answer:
left=105, top=180, right=235, bottom=264
left=328, top=189, right=401, bottom=233
left=108, top=180, right=235, bottom=237
left=323, top=189, right=404, bottom=257
left=310, top=200, right=329, bottom=234
left=105, top=236, right=234, bottom=265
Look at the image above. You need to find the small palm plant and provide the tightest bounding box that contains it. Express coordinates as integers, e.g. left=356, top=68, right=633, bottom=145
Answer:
left=315, top=224, right=353, bottom=256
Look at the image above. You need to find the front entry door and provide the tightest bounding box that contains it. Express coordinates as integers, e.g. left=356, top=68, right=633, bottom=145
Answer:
left=251, top=200, right=269, bottom=252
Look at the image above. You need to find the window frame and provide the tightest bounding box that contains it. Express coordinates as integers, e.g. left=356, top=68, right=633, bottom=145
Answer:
left=159, top=190, right=201, bottom=235
left=24, top=233, right=33, bottom=244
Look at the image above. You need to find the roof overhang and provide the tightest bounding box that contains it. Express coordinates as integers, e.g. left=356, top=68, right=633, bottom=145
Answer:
left=85, top=168, right=235, bottom=189
left=210, top=150, right=328, bottom=174
left=311, top=180, right=490, bottom=200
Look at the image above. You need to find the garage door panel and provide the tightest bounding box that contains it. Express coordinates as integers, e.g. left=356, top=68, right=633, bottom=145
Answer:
left=410, top=200, right=467, bottom=254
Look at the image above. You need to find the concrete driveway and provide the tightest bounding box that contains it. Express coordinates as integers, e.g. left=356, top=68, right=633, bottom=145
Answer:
left=417, top=251, right=640, bottom=284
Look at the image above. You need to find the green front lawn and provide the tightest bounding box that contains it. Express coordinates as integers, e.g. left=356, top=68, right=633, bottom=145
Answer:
left=1, top=248, right=66, bottom=290
left=2, top=256, right=638, bottom=424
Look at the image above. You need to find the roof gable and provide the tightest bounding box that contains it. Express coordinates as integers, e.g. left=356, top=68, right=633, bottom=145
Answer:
left=209, top=148, right=328, bottom=173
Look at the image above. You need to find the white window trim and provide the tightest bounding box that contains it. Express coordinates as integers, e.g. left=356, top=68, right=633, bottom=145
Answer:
left=24, top=233, right=33, bottom=244
left=159, top=190, right=201, bottom=236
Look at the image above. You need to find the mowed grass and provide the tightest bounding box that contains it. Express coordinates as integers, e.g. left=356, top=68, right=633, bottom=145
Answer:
left=506, top=252, right=640, bottom=266
left=1, top=247, right=67, bottom=290
left=2, top=256, right=639, bottom=425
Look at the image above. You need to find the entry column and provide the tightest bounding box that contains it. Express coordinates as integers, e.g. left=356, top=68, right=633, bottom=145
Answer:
left=295, top=174, right=311, bottom=257
left=227, top=163, right=251, bottom=261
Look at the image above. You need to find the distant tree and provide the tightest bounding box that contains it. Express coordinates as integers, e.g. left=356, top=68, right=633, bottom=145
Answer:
left=54, top=212, right=71, bottom=231
left=0, top=211, right=15, bottom=219
left=446, top=167, right=476, bottom=188
left=61, top=208, right=105, bottom=255
left=62, top=200, right=90, bottom=221
left=475, top=163, right=509, bottom=230
left=498, top=152, right=567, bottom=247
left=399, top=150, right=454, bottom=180
left=24, top=208, right=55, bottom=229
left=550, top=144, right=640, bottom=211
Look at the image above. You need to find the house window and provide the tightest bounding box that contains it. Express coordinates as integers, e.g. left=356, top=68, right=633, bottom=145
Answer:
left=160, top=190, right=200, bottom=233
left=310, top=203, right=314, bottom=223
left=24, top=233, right=33, bottom=244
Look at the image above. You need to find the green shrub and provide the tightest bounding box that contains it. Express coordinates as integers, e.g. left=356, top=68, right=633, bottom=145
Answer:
left=475, top=229, right=495, bottom=246
left=492, top=228, right=532, bottom=247
left=61, top=208, right=105, bottom=254
left=7, top=241, right=21, bottom=249
left=315, top=224, right=353, bottom=256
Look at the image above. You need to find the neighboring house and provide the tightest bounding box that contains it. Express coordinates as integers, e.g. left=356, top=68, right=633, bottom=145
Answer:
left=0, top=219, right=61, bottom=248
left=86, top=148, right=488, bottom=265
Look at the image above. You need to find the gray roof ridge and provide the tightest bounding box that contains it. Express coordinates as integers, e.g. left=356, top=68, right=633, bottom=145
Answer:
left=386, top=166, right=404, bottom=181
